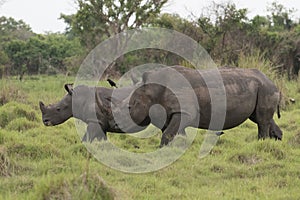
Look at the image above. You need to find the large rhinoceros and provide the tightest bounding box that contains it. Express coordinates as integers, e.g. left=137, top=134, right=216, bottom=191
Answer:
left=39, top=84, right=148, bottom=142
left=111, top=66, right=283, bottom=146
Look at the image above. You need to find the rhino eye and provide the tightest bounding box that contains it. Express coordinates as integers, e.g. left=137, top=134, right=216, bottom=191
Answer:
left=56, top=107, right=61, bottom=112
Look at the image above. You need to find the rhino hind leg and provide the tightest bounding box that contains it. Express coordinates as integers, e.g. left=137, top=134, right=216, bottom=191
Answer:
left=249, top=116, right=282, bottom=140
left=82, top=123, right=107, bottom=143
left=269, top=119, right=282, bottom=140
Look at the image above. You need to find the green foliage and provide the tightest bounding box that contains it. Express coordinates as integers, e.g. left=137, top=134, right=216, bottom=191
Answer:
left=61, top=0, right=168, bottom=49
left=4, top=34, right=83, bottom=75
left=267, top=2, right=296, bottom=31
left=0, top=102, right=38, bottom=128
left=2, top=1, right=300, bottom=77
left=194, top=2, right=300, bottom=78
left=0, top=16, right=33, bottom=42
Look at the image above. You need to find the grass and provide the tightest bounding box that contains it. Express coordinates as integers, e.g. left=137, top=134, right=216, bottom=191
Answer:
left=0, top=73, right=299, bottom=199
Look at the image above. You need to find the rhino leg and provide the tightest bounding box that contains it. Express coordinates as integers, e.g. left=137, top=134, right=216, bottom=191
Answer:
left=82, top=123, right=107, bottom=142
left=249, top=116, right=282, bottom=140
left=160, top=113, right=187, bottom=147
left=178, top=129, right=187, bottom=136
left=269, top=119, right=282, bottom=140
left=257, top=122, right=271, bottom=140
left=254, top=90, right=280, bottom=140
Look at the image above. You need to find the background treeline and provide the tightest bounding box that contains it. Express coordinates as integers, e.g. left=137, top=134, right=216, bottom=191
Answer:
left=1, top=0, right=300, bottom=79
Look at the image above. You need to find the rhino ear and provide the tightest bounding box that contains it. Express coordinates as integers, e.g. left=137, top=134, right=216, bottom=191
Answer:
left=130, top=72, right=140, bottom=85
left=64, top=84, right=74, bottom=95
left=39, top=101, right=46, bottom=114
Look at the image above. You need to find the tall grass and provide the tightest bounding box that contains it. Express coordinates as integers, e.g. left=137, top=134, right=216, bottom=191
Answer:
left=0, top=72, right=299, bottom=199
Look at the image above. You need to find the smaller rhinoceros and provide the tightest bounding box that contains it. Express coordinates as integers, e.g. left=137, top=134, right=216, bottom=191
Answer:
left=39, top=84, right=147, bottom=142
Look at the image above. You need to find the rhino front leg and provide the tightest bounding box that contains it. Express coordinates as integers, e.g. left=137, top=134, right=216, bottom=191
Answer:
left=82, top=123, right=107, bottom=142
left=160, top=113, right=186, bottom=147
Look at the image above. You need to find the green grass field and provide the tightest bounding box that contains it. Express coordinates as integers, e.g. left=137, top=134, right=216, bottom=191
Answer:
left=0, top=75, right=299, bottom=200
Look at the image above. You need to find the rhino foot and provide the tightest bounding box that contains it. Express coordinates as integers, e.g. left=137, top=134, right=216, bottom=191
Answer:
left=215, top=131, right=224, bottom=136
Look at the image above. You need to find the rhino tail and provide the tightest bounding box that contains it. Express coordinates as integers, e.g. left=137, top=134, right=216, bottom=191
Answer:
left=277, top=104, right=281, bottom=119
left=277, top=92, right=281, bottom=119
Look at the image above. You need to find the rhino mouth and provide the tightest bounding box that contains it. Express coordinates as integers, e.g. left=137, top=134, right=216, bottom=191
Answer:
left=43, top=119, right=53, bottom=126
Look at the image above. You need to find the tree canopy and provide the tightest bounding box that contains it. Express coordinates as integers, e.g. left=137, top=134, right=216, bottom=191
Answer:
left=1, top=1, right=300, bottom=78
left=61, top=0, right=168, bottom=49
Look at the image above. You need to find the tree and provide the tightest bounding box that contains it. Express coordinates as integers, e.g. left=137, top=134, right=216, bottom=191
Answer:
left=0, top=50, right=9, bottom=78
left=196, top=2, right=249, bottom=64
left=0, top=17, right=33, bottom=78
left=4, top=39, right=27, bottom=77
left=4, top=34, right=83, bottom=76
left=0, top=16, right=33, bottom=41
left=61, top=0, right=168, bottom=49
left=267, top=2, right=295, bottom=31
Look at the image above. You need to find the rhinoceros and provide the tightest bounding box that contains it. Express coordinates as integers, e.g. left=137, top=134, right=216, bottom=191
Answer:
left=111, top=66, right=283, bottom=146
left=39, top=84, right=148, bottom=142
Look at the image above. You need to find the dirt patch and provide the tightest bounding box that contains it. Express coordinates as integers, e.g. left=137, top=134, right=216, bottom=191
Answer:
left=229, top=153, right=262, bottom=165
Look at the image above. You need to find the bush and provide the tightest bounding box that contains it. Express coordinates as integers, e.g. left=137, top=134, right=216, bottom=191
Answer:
left=6, top=118, right=39, bottom=132
left=0, top=146, right=11, bottom=177
left=0, top=82, right=27, bottom=106
left=32, top=173, right=115, bottom=200
left=0, top=102, right=38, bottom=128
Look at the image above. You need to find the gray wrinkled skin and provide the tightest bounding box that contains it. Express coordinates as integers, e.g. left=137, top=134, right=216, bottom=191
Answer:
left=113, top=66, right=283, bottom=147
left=40, top=84, right=147, bottom=142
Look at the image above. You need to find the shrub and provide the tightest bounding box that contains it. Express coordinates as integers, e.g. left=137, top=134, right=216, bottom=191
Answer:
left=0, top=102, right=38, bottom=128
left=0, top=82, right=27, bottom=105
left=32, top=173, right=115, bottom=200
left=6, top=118, right=39, bottom=132
left=0, top=146, right=11, bottom=177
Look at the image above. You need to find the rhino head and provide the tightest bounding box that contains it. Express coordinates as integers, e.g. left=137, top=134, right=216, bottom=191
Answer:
left=110, top=83, right=163, bottom=132
left=39, top=84, right=73, bottom=126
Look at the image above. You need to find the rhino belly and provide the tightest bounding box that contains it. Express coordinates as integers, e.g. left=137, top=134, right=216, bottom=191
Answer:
left=223, top=93, right=257, bottom=129
left=197, top=93, right=257, bottom=130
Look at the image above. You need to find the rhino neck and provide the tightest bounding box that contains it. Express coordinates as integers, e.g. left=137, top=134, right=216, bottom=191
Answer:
left=71, top=87, right=98, bottom=123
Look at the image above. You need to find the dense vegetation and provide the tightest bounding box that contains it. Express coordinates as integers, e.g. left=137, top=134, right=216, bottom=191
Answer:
left=1, top=1, right=300, bottom=78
